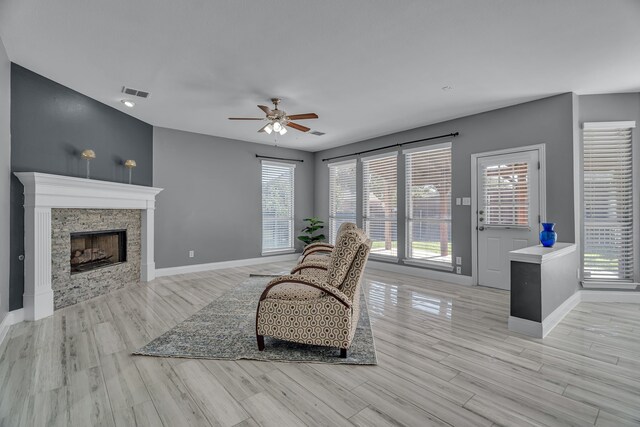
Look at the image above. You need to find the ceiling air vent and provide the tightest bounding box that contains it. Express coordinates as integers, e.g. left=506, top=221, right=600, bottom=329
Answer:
left=121, top=86, right=150, bottom=98
left=310, top=131, right=325, bottom=136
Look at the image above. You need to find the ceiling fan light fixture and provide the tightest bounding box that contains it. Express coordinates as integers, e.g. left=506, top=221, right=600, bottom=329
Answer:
left=230, top=98, right=318, bottom=136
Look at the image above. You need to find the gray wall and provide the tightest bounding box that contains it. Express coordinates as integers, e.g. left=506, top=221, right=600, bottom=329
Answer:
left=314, top=93, right=576, bottom=277
left=10, top=65, right=153, bottom=310
left=153, top=127, right=315, bottom=269
left=579, top=92, right=640, bottom=124
left=0, top=38, right=10, bottom=321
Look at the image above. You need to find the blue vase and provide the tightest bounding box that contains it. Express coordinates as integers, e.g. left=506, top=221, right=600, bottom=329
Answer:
left=540, top=223, right=557, bottom=247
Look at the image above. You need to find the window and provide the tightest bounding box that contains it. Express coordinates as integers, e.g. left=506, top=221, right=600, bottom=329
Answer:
left=362, top=153, right=398, bottom=257
left=328, top=160, right=357, bottom=244
left=582, top=123, right=636, bottom=283
left=405, top=143, right=452, bottom=266
left=482, top=162, right=529, bottom=227
left=261, top=161, right=295, bottom=254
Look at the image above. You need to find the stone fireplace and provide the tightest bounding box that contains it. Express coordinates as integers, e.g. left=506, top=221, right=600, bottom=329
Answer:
left=52, top=209, right=140, bottom=309
left=14, top=172, right=163, bottom=320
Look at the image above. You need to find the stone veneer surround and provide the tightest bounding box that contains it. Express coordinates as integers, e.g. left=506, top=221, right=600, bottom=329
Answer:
left=52, top=209, right=141, bottom=309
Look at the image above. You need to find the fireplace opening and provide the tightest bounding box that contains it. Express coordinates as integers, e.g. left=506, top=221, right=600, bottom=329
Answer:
left=70, top=229, right=127, bottom=274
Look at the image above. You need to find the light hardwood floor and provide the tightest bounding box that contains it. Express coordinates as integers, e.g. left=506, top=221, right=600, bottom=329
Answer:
left=1, top=262, right=639, bottom=426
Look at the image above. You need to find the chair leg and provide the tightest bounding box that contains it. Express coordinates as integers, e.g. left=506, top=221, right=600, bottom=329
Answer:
left=257, top=335, right=265, bottom=351
left=340, top=348, right=347, bottom=358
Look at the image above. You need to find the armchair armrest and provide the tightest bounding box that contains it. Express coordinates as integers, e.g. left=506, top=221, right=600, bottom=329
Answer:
left=260, top=275, right=351, bottom=308
left=300, top=247, right=334, bottom=263
left=291, top=262, right=328, bottom=275
left=302, top=242, right=334, bottom=255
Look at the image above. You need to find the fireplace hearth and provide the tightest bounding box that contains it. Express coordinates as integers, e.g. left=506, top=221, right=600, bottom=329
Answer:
left=70, top=229, right=127, bottom=274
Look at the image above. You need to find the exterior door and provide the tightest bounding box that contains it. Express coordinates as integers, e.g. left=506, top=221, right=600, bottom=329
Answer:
left=477, top=150, right=540, bottom=289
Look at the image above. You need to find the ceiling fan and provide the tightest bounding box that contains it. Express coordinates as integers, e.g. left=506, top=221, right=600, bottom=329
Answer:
left=228, top=98, right=318, bottom=135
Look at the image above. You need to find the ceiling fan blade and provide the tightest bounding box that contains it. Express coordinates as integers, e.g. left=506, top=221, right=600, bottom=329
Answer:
left=228, top=117, right=264, bottom=120
left=286, top=122, right=311, bottom=132
left=286, top=113, right=318, bottom=120
left=257, top=105, right=272, bottom=115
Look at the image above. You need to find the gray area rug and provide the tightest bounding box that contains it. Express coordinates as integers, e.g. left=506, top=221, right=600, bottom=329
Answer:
left=134, top=276, right=377, bottom=365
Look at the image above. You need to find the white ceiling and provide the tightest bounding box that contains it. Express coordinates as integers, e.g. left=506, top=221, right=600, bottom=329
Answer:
left=1, top=1, right=639, bottom=152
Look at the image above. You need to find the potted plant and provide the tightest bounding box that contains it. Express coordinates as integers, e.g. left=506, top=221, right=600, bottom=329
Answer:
left=297, top=217, right=325, bottom=246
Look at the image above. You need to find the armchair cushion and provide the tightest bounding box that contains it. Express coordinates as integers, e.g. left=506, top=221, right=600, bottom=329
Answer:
left=261, top=274, right=351, bottom=308
left=264, top=283, right=325, bottom=301
left=327, top=228, right=368, bottom=288
left=291, top=261, right=328, bottom=275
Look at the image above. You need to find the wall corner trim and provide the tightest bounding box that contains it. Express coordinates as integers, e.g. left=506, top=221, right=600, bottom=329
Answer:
left=154, top=253, right=300, bottom=277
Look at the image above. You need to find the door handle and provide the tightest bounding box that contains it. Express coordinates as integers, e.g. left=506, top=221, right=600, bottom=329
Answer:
left=479, top=210, right=484, bottom=215
left=478, top=226, right=485, bottom=231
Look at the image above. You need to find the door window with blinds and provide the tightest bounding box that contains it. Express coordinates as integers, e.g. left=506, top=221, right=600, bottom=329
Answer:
left=582, top=123, right=636, bottom=283
left=328, top=160, right=357, bottom=244
left=405, top=143, right=452, bottom=266
left=261, top=161, right=295, bottom=254
left=482, top=162, right=530, bottom=227
left=362, top=153, right=398, bottom=257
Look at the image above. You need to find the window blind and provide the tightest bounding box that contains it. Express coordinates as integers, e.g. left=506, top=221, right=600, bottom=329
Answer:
left=328, top=160, right=357, bottom=244
left=583, top=126, right=635, bottom=282
left=261, top=161, right=295, bottom=253
left=405, top=144, right=452, bottom=265
left=482, top=162, right=529, bottom=227
left=362, top=154, right=397, bottom=257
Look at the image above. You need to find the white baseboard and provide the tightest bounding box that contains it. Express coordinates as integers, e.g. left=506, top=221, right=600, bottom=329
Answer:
left=580, top=289, right=640, bottom=303
left=541, top=291, right=582, bottom=337
left=509, top=289, right=639, bottom=338
left=0, top=309, right=25, bottom=347
left=155, top=253, right=300, bottom=277
left=366, top=260, right=473, bottom=286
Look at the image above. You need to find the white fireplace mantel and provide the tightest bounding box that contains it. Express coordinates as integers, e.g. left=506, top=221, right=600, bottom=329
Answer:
left=14, top=172, right=163, bottom=321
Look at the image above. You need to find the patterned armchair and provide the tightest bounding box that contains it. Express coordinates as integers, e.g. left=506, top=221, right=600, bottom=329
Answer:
left=256, top=227, right=371, bottom=357
left=299, top=222, right=358, bottom=264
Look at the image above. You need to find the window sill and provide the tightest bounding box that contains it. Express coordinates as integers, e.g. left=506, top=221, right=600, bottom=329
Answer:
left=402, top=259, right=454, bottom=272
left=262, top=248, right=296, bottom=256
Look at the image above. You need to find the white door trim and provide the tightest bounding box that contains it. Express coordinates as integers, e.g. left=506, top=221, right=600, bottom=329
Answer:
left=470, top=144, right=547, bottom=286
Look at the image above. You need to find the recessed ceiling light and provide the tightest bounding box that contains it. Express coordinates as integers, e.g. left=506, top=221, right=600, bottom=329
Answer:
left=442, top=86, right=453, bottom=91
left=121, top=99, right=136, bottom=108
